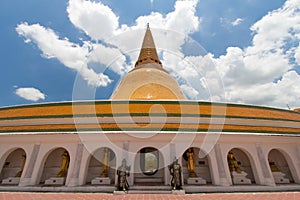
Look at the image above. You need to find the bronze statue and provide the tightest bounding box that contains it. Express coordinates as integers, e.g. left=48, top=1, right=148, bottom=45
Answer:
left=227, top=151, right=241, bottom=173
left=186, top=148, right=197, bottom=177
left=269, top=160, right=280, bottom=172
left=15, top=154, right=26, bottom=177
left=116, top=159, right=130, bottom=191
left=168, top=159, right=182, bottom=190
left=57, top=151, right=70, bottom=177
left=100, top=148, right=110, bottom=177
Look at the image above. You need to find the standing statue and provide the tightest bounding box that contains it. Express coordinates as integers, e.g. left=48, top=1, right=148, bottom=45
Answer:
left=186, top=148, right=197, bottom=177
left=116, top=159, right=130, bottom=191
left=168, top=159, right=182, bottom=190
left=227, top=151, right=241, bottom=173
left=15, top=154, right=26, bottom=177
left=57, top=151, right=70, bottom=177
left=100, top=148, right=110, bottom=177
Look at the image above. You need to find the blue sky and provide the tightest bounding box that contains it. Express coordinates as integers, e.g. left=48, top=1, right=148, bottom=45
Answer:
left=1, top=0, right=300, bottom=109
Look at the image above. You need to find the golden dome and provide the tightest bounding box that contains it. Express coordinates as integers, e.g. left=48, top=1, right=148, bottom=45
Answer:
left=110, top=25, right=186, bottom=100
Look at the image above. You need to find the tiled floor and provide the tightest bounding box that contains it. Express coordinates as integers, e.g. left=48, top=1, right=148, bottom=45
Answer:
left=0, top=192, right=299, bottom=200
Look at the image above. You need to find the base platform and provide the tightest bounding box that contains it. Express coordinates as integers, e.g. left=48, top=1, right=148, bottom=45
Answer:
left=1, top=177, right=20, bottom=185
left=231, top=171, right=251, bottom=185
left=91, top=177, right=111, bottom=185
left=44, top=177, right=65, bottom=185
left=187, top=177, right=206, bottom=185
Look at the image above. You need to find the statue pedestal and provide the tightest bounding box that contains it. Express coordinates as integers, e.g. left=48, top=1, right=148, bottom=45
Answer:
left=172, top=190, right=185, bottom=195
left=91, top=177, right=111, bottom=185
left=1, top=177, right=20, bottom=185
left=45, top=177, right=65, bottom=185
left=231, top=171, right=251, bottom=185
left=272, top=172, right=290, bottom=184
left=187, top=177, right=206, bottom=185
left=113, top=190, right=127, bottom=195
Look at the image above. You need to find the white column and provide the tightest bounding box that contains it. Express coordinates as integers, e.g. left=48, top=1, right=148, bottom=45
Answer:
left=255, top=143, right=275, bottom=186
left=206, top=147, right=219, bottom=185
left=214, top=143, right=231, bottom=186
left=77, top=146, right=91, bottom=186
left=19, top=144, right=41, bottom=186
left=292, top=145, right=300, bottom=184
left=66, top=143, right=84, bottom=186
left=165, top=143, right=175, bottom=185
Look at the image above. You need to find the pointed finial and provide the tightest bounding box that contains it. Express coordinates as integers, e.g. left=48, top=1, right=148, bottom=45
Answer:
left=134, top=24, right=162, bottom=68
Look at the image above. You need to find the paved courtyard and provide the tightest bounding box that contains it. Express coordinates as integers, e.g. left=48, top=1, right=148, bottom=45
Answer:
left=0, top=192, right=299, bottom=200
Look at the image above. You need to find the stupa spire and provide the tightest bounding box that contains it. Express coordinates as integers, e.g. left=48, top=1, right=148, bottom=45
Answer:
left=134, top=24, right=162, bottom=68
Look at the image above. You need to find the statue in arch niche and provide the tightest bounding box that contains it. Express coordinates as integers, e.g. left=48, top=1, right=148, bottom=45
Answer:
left=186, top=148, right=197, bottom=177
left=100, top=148, right=110, bottom=177
left=116, top=159, right=130, bottom=191
left=57, top=151, right=70, bottom=177
left=268, top=159, right=280, bottom=172
left=227, top=151, right=241, bottom=173
left=168, top=159, right=182, bottom=190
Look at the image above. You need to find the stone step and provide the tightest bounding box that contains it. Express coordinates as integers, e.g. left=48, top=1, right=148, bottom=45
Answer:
left=128, top=186, right=183, bottom=194
left=128, top=190, right=172, bottom=194
left=129, top=185, right=172, bottom=191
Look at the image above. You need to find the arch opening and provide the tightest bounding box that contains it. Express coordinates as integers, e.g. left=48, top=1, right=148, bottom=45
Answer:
left=268, top=149, right=294, bottom=184
left=134, top=147, right=164, bottom=185
left=182, top=147, right=211, bottom=185
left=40, top=148, right=70, bottom=185
left=0, top=148, right=26, bottom=184
left=85, top=147, right=116, bottom=185
left=227, top=148, right=255, bottom=185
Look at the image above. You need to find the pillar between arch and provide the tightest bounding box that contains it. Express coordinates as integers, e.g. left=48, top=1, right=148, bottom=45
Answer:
left=214, top=144, right=231, bottom=186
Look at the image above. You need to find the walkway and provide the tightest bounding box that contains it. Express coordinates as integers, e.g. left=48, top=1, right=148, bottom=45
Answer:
left=0, top=192, right=299, bottom=200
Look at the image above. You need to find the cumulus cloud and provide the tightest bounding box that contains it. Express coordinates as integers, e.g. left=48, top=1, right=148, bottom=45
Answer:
left=16, top=23, right=112, bottom=87
left=16, top=0, right=200, bottom=89
left=67, top=0, right=119, bottom=40
left=212, top=0, right=300, bottom=108
left=180, top=84, right=199, bottom=99
left=15, top=0, right=300, bottom=108
left=15, top=87, right=46, bottom=101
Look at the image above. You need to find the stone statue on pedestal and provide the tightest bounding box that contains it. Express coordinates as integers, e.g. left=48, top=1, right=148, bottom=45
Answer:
left=186, top=148, right=197, bottom=177
left=15, top=154, right=26, bottom=177
left=168, top=159, right=182, bottom=190
left=57, top=151, right=70, bottom=177
left=116, top=159, right=130, bottom=191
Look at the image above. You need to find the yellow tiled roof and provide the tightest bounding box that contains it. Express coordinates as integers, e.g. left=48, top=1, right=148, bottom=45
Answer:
left=0, top=101, right=299, bottom=134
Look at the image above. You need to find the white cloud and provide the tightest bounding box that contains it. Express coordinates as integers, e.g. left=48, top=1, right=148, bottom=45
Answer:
left=180, top=84, right=199, bottom=99
left=16, top=22, right=112, bottom=87
left=295, top=44, right=300, bottom=65
left=211, top=0, right=300, bottom=108
left=15, top=0, right=300, bottom=108
left=67, top=0, right=119, bottom=41
left=16, top=0, right=200, bottom=89
left=231, top=18, right=244, bottom=26
left=15, top=87, right=46, bottom=101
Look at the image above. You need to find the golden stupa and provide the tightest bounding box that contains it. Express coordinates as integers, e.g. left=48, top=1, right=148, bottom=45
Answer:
left=110, top=25, right=186, bottom=100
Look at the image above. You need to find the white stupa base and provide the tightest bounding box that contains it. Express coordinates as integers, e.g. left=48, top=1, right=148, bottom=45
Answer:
left=91, top=177, right=111, bottom=185
left=1, top=177, right=20, bottom=185
left=187, top=177, right=206, bottom=185
left=231, top=171, right=251, bottom=185
left=45, top=177, right=65, bottom=185
left=272, top=172, right=290, bottom=184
